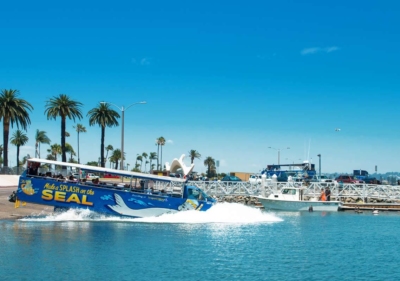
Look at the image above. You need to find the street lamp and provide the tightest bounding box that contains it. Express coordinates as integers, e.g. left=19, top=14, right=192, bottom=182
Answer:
left=101, top=101, right=146, bottom=171
left=268, top=147, right=290, bottom=165
left=317, top=154, right=321, bottom=180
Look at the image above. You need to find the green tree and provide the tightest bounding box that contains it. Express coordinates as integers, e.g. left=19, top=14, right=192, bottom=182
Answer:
left=86, top=161, right=99, bottom=166
left=73, top=123, right=86, bottom=164
left=44, top=94, right=83, bottom=164
left=35, top=129, right=51, bottom=158
left=110, top=148, right=122, bottom=170
left=47, top=143, right=62, bottom=161
left=0, top=89, right=33, bottom=167
left=142, top=152, right=148, bottom=172
left=87, top=103, right=119, bottom=168
left=188, top=149, right=201, bottom=164
left=149, top=152, right=157, bottom=172
left=65, top=143, right=76, bottom=162
left=105, top=144, right=114, bottom=166
left=203, top=156, right=216, bottom=179
left=136, top=155, right=143, bottom=171
left=156, top=136, right=166, bottom=170
left=21, top=155, right=29, bottom=166
left=10, top=129, right=29, bottom=173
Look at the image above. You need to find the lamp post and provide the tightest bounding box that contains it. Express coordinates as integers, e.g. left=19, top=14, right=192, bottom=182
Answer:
left=268, top=147, right=290, bottom=165
left=101, top=101, right=146, bottom=171
left=317, top=154, right=321, bottom=181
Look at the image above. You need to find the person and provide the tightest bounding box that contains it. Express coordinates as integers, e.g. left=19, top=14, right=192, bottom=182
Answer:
left=320, top=188, right=326, bottom=201
left=325, top=187, right=331, bottom=201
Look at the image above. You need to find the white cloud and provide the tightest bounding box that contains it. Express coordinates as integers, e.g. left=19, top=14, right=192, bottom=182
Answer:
left=131, top=57, right=151, bottom=65
left=300, top=46, right=339, bottom=55
left=301, top=47, right=320, bottom=55
left=325, top=46, right=339, bottom=53
left=166, top=139, right=174, bottom=144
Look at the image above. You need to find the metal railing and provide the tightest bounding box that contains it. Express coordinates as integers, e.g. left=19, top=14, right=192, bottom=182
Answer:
left=185, top=181, right=400, bottom=201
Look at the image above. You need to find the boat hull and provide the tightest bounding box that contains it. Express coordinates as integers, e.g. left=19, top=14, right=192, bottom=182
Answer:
left=257, top=196, right=341, bottom=212
left=16, top=176, right=214, bottom=218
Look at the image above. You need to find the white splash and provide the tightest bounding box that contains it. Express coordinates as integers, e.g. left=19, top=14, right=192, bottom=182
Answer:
left=19, top=203, right=282, bottom=224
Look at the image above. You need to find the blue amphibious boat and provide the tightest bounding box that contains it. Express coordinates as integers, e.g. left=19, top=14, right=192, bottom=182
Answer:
left=14, top=158, right=216, bottom=218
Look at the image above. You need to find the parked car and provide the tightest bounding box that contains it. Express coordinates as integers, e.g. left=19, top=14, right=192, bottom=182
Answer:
left=249, top=175, right=262, bottom=184
left=86, top=173, right=100, bottom=180
left=335, top=175, right=364, bottom=184
left=310, top=175, right=333, bottom=183
left=363, top=177, right=381, bottom=184
left=104, top=173, right=120, bottom=179
left=221, top=175, right=242, bottom=182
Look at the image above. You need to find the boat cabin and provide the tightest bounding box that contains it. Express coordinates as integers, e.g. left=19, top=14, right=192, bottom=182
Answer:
left=268, top=187, right=305, bottom=201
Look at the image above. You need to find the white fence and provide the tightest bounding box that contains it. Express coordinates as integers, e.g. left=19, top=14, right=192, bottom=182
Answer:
left=185, top=181, right=400, bottom=201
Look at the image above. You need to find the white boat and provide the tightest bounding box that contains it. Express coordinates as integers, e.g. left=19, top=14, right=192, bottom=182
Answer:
left=256, top=185, right=342, bottom=212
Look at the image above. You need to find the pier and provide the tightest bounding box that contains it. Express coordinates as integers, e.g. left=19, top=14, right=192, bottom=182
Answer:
left=183, top=181, right=400, bottom=203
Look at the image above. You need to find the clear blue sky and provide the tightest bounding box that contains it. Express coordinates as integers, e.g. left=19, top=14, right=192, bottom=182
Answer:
left=0, top=0, right=399, bottom=174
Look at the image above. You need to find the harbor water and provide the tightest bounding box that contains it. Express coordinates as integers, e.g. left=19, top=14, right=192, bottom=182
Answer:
left=1, top=203, right=400, bottom=281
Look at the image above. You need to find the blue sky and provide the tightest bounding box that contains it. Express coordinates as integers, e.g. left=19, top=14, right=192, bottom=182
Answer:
left=0, top=0, right=399, bottom=174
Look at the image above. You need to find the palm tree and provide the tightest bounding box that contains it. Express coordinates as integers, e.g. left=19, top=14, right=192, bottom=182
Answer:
left=156, top=136, right=166, bottom=170
left=204, top=156, right=216, bottom=179
left=87, top=103, right=119, bottom=168
left=65, top=143, right=76, bottom=162
left=35, top=129, right=51, bottom=158
left=21, top=155, right=29, bottom=166
left=188, top=149, right=201, bottom=164
left=105, top=144, right=113, bottom=166
left=142, top=152, right=148, bottom=172
left=149, top=152, right=157, bottom=172
left=73, top=123, right=86, bottom=164
left=44, top=94, right=83, bottom=164
left=0, top=89, right=33, bottom=167
left=10, top=129, right=29, bottom=174
left=47, top=143, right=62, bottom=161
left=136, top=155, right=143, bottom=171
left=110, top=149, right=122, bottom=170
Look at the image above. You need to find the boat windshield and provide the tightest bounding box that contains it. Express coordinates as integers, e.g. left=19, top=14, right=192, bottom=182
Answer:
left=282, top=189, right=296, bottom=195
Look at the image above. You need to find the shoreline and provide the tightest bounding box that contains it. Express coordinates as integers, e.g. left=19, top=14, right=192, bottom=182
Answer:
left=0, top=187, right=53, bottom=220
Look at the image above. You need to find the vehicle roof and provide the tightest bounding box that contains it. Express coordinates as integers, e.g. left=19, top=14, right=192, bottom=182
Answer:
left=28, top=158, right=186, bottom=183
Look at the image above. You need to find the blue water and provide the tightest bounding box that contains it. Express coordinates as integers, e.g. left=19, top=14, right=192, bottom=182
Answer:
left=1, top=203, right=400, bottom=281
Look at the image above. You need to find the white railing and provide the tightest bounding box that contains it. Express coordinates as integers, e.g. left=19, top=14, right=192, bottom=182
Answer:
left=185, top=181, right=400, bottom=201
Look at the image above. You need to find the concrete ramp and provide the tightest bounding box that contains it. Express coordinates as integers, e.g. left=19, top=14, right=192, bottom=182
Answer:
left=0, top=175, right=19, bottom=187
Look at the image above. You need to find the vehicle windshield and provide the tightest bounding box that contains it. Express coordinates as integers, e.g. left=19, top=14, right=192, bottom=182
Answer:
left=188, top=188, right=212, bottom=201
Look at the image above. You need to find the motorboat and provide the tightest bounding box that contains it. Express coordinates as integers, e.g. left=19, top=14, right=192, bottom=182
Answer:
left=255, top=185, right=342, bottom=212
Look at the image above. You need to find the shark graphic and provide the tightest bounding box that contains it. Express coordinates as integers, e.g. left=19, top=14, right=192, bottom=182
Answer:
left=107, top=193, right=177, bottom=218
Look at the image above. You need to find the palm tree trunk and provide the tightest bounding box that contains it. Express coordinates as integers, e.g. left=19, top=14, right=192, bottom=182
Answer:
left=77, top=131, right=80, bottom=164
left=160, top=146, right=163, bottom=171
left=61, top=116, right=67, bottom=163
left=100, top=126, right=105, bottom=167
left=16, top=145, right=19, bottom=174
left=157, top=144, right=160, bottom=170
left=3, top=119, right=10, bottom=167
